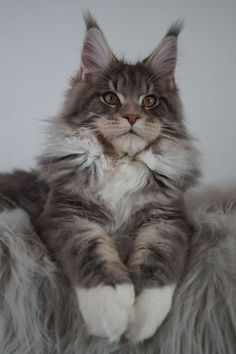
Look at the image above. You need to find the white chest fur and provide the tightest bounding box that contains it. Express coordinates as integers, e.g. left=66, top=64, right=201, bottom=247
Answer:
left=52, top=130, right=197, bottom=230
left=95, top=157, right=150, bottom=232
left=98, top=158, right=149, bottom=206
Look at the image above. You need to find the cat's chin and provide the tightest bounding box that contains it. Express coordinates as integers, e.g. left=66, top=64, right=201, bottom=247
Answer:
left=111, top=133, right=148, bottom=156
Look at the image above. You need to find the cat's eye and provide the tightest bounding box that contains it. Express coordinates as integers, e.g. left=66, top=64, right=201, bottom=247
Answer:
left=102, top=92, right=119, bottom=106
left=142, top=95, right=157, bottom=108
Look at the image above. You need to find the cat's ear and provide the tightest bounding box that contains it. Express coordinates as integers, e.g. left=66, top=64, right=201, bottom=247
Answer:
left=80, top=12, right=116, bottom=81
left=143, top=21, right=183, bottom=87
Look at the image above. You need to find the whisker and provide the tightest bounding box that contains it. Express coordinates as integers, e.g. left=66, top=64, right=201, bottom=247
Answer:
left=161, top=122, right=186, bottom=126
left=161, top=127, right=192, bottom=139
left=159, top=133, right=179, bottom=144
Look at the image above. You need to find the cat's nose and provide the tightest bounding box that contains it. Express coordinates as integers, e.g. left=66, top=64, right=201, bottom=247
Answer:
left=122, top=114, right=140, bottom=125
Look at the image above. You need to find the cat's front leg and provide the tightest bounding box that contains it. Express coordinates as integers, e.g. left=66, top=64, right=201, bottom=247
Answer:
left=40, top=215, right=134, bottom=342
left=126, top=219, right=189, bottom=343
left=74, top=224, right=134, bottom=343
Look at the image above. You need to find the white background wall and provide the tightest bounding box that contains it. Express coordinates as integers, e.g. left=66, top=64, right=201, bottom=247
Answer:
left=0, top=0, right=235, bottom=184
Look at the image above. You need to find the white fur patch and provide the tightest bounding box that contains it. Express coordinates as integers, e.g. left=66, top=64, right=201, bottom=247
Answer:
left=54, top=129, right=102, bottom=159
left=97, top=158, right=149, bottom=231
left=98, top=158, right=148, bottom=205
left=76, top=283, right=135, bottom=342
left=0, top=207, right=32, bottom=233
left=44, top=128, right=109, bottom=174
left=126, top=284, right=176, bottom=343
left=137, top=145, right=197, bottom=180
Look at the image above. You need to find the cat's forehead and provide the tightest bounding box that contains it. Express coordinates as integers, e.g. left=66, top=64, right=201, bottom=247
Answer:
left=108, top=63, right=154, bottom=96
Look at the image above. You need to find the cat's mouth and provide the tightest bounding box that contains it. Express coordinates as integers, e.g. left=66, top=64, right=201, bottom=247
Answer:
left=110, top=129, right=148, bottom=155
left=112, top=128, right=141, bottom=139
left=125, top=130, right=139, bottom=137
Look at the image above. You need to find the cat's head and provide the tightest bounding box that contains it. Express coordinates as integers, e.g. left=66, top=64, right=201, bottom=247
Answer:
left=58, top=12, right=186, bottom=156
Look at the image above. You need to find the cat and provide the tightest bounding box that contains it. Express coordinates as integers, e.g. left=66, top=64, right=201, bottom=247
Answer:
left=0, top=13, right=235, bottom=354
left=37, top=12, right=200, bottom=344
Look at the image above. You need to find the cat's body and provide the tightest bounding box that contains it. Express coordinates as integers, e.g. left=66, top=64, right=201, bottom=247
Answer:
left=38, top=128, right=198, bottom=342
left=33, top=13, right=200, bottom=343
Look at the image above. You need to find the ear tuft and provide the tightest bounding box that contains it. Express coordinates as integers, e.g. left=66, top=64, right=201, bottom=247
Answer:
left=83, top=10, right=100, bottom=31
left=165, top=20, right=184, bottom=37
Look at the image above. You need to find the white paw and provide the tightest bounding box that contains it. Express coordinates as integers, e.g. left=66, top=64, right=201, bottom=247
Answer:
left=76, top=284, right=135, bottom=342
left=126, top=284, right=176, bottom=343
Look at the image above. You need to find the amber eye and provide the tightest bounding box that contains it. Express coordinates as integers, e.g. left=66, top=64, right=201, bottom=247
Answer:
left=142, top=95, right=157, bottom=108
left=102, top=92, right=119, bottom=106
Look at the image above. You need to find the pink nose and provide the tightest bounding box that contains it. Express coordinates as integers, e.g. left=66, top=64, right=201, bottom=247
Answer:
left=122, top=114, right=140, bottom=125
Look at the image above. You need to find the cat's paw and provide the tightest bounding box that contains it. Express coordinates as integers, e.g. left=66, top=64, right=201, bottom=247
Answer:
left=126, top=285, right=176, bottom=343
left=76, top=283, right=135, bottom=342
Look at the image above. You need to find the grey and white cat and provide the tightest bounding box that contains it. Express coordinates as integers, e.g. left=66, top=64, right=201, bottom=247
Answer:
left=37, top=12, right=200, bottom=344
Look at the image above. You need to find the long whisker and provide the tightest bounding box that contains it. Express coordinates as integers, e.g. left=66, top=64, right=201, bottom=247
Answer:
left=161, top=122, right=186, bottom=126
left=159, top=133, right=179, bottom=144
left=161, top=127, right=192, bottom=139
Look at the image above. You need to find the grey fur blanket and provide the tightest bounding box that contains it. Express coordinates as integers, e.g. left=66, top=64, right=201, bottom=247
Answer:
left=0, top=185, right=235, bottom=354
